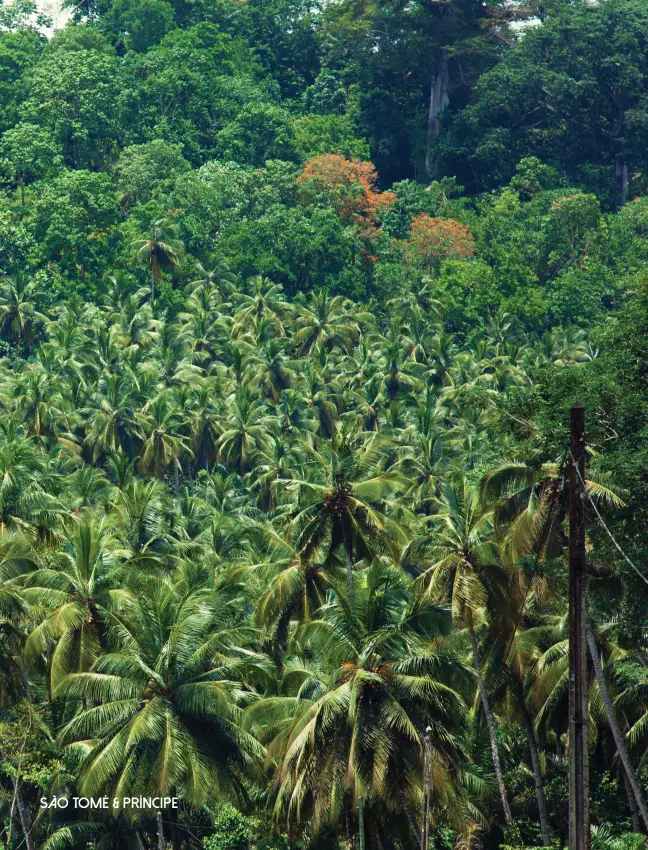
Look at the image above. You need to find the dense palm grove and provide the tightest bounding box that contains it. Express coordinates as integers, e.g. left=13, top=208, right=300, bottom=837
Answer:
left=3, top=0, right=648, bottom=849
left=0, top=272, right=643, bottom=850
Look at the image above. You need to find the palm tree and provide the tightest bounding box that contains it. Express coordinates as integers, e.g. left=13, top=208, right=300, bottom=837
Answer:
left=240, top=516, right=344, bottom=651
left=232, top=276, right=290, bottom=338
left=483, top=455, right=623, bottom=562
left=250, top=563, right=474, bottom=841
left=286, top=426, right=407, bottom=603
left=81, top=373, right=139, bottom=462
left=0, top=273, right=47, bottom=346
left=411, top=474, right=515, bottom=824
left=215, top=387, right=276, bottom=476
left=186, top=255, right=238, bottom=308
left=292, top=290, right=368, bottom=356
left=586, top=623, right=648, bottom=832
left=136, top=393, right=191, bottom=492
left=131, top=219, right=185, bottom=305
left=183, top=384, right=223, bottom=471
left=0, top=436, right=64, bottom=537
left=20, top=514, right=136, bottom=691
left=112, top=477, right=167, bottom=552
left=56, top=581, right=267, bottom=823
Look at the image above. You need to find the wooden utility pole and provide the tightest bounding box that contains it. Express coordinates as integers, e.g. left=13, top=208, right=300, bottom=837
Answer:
left=569, top=402, right=590, bottom=850
left=421, top=726, right=432, bottom=850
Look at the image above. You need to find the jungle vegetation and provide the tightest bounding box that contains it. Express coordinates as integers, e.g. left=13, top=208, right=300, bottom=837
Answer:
left=0, top=1, right=648, bottom=850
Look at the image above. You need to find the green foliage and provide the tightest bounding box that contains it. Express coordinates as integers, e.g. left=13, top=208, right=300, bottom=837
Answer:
left=1, top=1, right=648, bottom=848
left=444, top=0, right=648, bottom=203
left=204, top=806, right=257, bottom=850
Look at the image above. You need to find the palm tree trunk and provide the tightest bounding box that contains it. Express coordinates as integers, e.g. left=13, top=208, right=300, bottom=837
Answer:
left=520, top=697, right=551, bottom=845
left=586, top=624, right=648, bottom=832
left=405, top=803, right=421, bottom=846
left=622, top=766, right=642, bottom=834
left=157, top=811, right=165, bottom=850
left=342, top=523, right=354, bottom=608
left=469, top=625, right=512, bottom=823
left=358, top=795, right=366, bottom=850
left=151, top=269, right=156, bottom=305
left=13, top=778, right=34, bottom=850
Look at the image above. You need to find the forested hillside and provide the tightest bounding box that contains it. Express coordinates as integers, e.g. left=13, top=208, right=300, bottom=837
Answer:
left=1, top=1, right=648, bottom=850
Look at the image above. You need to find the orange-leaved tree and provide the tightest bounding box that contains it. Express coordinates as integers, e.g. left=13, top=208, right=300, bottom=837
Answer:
left=295, top=154, right=395, bottom=229
left=404, top=214, right=474, bottom=275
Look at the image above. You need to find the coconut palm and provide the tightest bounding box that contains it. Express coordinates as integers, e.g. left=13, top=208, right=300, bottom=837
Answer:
left=411, top=474, right=515, bottom=824
left=251, top=563, right=474, bottom=841
left=0, top=273, right=47, bottom=346
left=136, top=393, right=192, bottom=492
left=131, top=219, right=185, bottom=305
left=292, top=290, right=367, bottom=356
left=21, top=512, right=135, bottom=693
left=483, top=455, right=623, bottom=562
left=215, top=387, right=277, bottom=476
left=286, top=426, right=407, bottom=603
left=82, top=373, right=139, bottom=462
left=56, top=580, right=267, bottom=823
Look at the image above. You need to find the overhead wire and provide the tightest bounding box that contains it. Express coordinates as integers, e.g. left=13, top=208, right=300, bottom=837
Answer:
left=568, top=448, right=648, bottom=586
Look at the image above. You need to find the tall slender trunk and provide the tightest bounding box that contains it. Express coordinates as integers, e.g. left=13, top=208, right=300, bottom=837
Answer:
left=425, top=54, right=450, bottom=177
left=615, top=158, right=629, bottom=207
left=13, top=778, right=35, bottom=850
left=358, top=794, right=366, bottom=850
left=520, top=697, right=551, bottom=845
left=157, top=811, right=166, bottom=850
left=170, top=806, right=181, bottom=850
left=421, top=726, right=432, bottom=850
left=173, top=462, right=180, bottom=497
left=469, top=625, right=512, bottom=823
left=342, top=522, right=354, bottom=608
left=622, top=766, right=642, bottom=834
left=405, top=803, right=421, bottom=846
left=586, top=625, right=648, bottom=832
left=136, top=830, right=147, bottom=850
left=151, top=269, right=156, bottom=305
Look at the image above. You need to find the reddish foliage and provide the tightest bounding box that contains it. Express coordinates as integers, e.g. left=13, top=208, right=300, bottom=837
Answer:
left=295, top=154, right=395, bottom=228
left=405, top=214, right=475, bottom=272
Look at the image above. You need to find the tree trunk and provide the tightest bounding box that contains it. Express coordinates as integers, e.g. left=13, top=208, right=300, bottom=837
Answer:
left=521, top=698, right=551, bottom=845
left=157, top=811, right=166, bottom=850
left=13, top=779, right=35, bottom=850
left=586, top=624, right=648, bottom=832
left=425, top=54, right=450, bottom=177
left=469, top=624, right=512, bottom=823
left=622, top=766, right=642, bottom=834
left=421, top=726, right=432, bottom=850
left=136, top=830, right=147, bottom=850
left=151, top=268, right=156, bottom=305
left=173, top=462, right=180, bottom=497
left=405, top=803, right=421, bottom=846
left=170, top=806, right=181, bottom=850
left=615, top=158, right=629, bottom=207
left=342, top=522, right=354, bottom=608
left=358, top=795, right=366, bottom=850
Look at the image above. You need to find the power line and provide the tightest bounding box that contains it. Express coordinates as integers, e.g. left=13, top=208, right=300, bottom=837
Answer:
left=568, top=449, right=648, bottom=586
